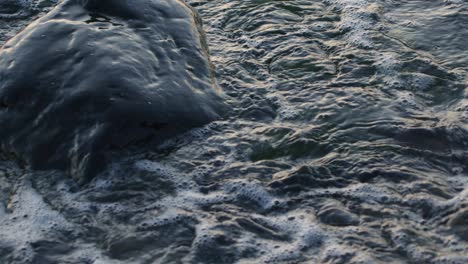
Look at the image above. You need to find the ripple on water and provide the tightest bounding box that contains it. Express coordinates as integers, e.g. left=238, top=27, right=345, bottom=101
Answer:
left=0, top=0, right=467, bottom=263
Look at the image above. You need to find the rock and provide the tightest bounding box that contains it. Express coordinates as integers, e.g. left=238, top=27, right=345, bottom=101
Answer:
left=317, top=201, right=360, bottom=227
left=0, top=0, right=227, bottom=183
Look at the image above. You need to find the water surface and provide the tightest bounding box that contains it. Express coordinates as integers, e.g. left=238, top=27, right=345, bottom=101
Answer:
left=0, top=0, right=467, bottom=263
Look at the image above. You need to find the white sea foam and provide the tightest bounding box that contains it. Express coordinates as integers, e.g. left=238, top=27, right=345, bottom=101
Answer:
left=324, top=0, right=380, bottom=48
left=0, top=177, right=73, bottom=261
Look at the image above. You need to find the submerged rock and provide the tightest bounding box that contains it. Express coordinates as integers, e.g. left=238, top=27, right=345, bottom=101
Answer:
left=317, top=201, right=360, bottom=227
left=0, top=0, right=227, bottom=183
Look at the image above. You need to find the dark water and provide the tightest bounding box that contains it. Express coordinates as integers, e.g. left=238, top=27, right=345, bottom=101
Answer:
left=0, top=0, right=467, bottom=263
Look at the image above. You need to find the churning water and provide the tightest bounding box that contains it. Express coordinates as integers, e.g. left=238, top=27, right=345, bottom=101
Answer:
left=0, top=0, right=467, bottom=263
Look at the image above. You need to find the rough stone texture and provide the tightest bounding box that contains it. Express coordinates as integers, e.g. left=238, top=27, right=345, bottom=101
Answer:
left=0, top=0, right=227, bottom=183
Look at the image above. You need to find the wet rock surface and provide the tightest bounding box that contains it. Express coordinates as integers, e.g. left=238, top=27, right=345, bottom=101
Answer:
left=0, top=0, right=226, bottom=183
left=317, top=201, right=360, bottom=227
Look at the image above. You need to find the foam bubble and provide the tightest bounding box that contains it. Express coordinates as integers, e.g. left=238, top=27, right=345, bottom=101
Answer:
left=224, top=180, right=278, bottom=210
left=0, top=177, right=74, bottom=260
left=325, top=0, right=379, bottom=49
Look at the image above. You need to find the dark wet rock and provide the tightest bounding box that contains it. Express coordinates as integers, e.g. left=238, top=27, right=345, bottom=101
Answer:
left=0, top=0, right=227, bottom=183
left=317, top=201, right=359, bottom=227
